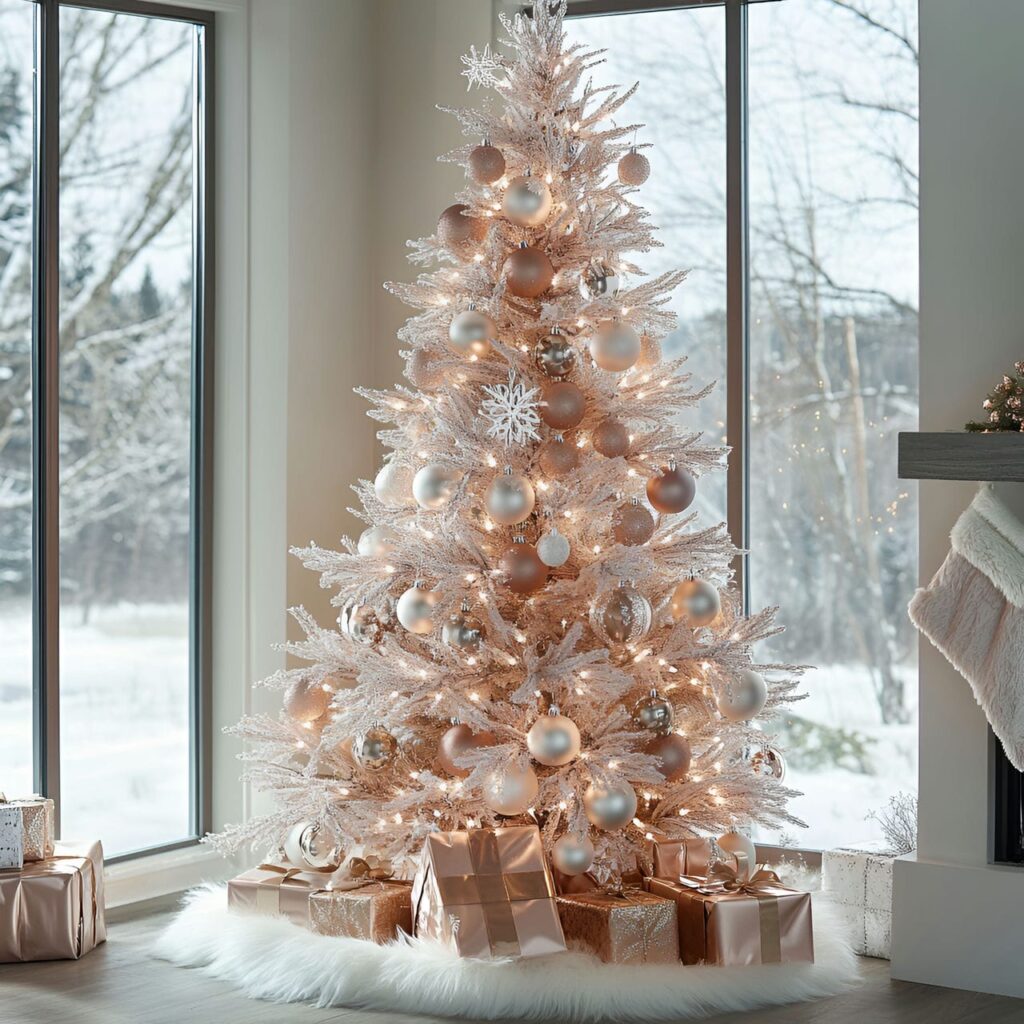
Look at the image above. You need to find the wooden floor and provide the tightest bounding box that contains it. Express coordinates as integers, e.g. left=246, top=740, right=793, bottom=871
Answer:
left=3, top=896, right=1022, bottom=1024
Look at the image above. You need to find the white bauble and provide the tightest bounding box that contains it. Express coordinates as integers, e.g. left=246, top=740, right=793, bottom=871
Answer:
left=485, top=468, right=535, bottom=527
left=357, top=525, right=400, bottom=558
left=412, top=463, right=462, bottom=510
left=502, top=174, right=553, bottom=227
left=583, top=779, right=638, bottom=831
left=717, top=830, right=757, bottom=880
left=284, top=821, right=338, bottom=870
left=483, top=763, right=539, bottom=816
left=551, top=833, right=595, bottom=876
left=396, top=583, right=439, bottom=634
left=717, top=669, right=768, bottom=723
left=589, top=321, right=641, bottom=372
left=448, top=308, right=495, bottom=358
left=374, top=460, right=416, bottom=507
left=537, top=527, right=570, bottom=568
left=526, top=708, right=581, bottom=767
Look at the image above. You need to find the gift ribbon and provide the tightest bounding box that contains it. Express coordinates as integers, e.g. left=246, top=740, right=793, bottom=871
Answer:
left=253, top=862, right=334, bottom=914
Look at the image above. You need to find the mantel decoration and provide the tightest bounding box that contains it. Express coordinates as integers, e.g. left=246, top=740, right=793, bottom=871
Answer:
left=966, top=360, right=1024, bottom=432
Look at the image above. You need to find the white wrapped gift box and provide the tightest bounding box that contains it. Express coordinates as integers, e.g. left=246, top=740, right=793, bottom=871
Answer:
left=821, top=841, right=894, bottom=959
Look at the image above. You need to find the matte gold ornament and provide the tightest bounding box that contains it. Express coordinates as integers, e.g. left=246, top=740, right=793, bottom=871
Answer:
left=618, top=147, right=651, bottom=186
left=717, top=669, right=768, bottom=723
left=502, top=173, right=553, bottom=227
left=632, top=689, right=674, bottom=734
left=534, top=328, right=577, bottom=379
left=670, top=577, right=721, bottom=627
left=485, top=466, right=535, bottom=526
left=374, top=460, right=416, bottom=508
left=551, top=832, right=595, bottom=875
left=483, top=763, right=539, bottom=816
left=353, top=724, right=398, bottom=772
left=538, top=433, right=579, bottom=477
left=589, top=320, right=641, bottom=372
left=645, top=732, right=692, bottom=782
left=540, top=381, right=585, bottom=430
left=338, top=601, right=381, bottom=645
left=583, top=779, right=638, bottom=831
left=500, top=535, right=548, bottom=594
left=283, top=678, right=332, bottom=723
left=646, top=461, right=696, bottom=514
left=537, top=527, right=570, bottom=568
left=438, top=720, right=497, bottom=777
left=357, top=525, right=400, bottom=558
left=504, top=242, right=554, bottom=299
left=636, top=331, right=661, bottom=370
left=526, top=706, right=581, bottom=767
left=717, top=831, right=757, bottom=878
left=413, top=463, right=463, bottom=510
left=448, top=306, right=495, bottom=358
left=441, top=598, right=485, bottom=652
left=437, top=203, right=487, bottom=248
left=750, top=745, right=786, bottom=782
left=612, top=498, right=655, bottom=546
left=592, top=418, right=630, bottom=458
left=579, top=259, right=620, bottom=301
left=396, top=581, right=439, bottom=634
left=590, top=582, right=653, bottom=645
left=284, top=821, right=339, bottom=870
left=469, top=140, right=505, bottom=184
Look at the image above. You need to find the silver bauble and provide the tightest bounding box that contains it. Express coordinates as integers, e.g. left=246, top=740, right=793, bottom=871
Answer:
left=590, top=582, right=653, bottom=646
left=338, top=601, right=380, bottom=645
left=589, top=320, right=641, bottom=372
left=441, top=599, right=485, bottom=652
left=483, top=763, right=539, bottom=816
left=284, top=820, right=339, bottom=870
left=717, top=830, right=757, bottom=879
left=396, top=582, right=439, bottom=634
left=502, top=173, right=553, bottom=227
left=357, top=525, right=400, bottom=558
left=717, top=669, right=768, bottom=723
left=579, top=259, right=620, bottom=301
left=526, top=707, right=581, bottom=767
left=750, top=745, right=786, bottom=782
left=353, top=724, right=398, bottom=772
left=551, top=832, right=595, bottom=876
left=670, top=577, right=721, bottom=627
left=583, top=779, right=638, bottom=831
left=485, top=467, right=535, bottom=527
left=448, top=308, right=495, bottom=358
left=413, top=463, right=463, bottom=510
left=534, top=330, right=577, bottom=379
left=632, top=689, right=674, bottom=734
left=537, top=527, right=570, bottom=568
left=374, top=460, right=416, bottom=508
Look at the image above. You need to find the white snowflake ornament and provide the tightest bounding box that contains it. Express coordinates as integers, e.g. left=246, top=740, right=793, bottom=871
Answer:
left=461, top=44, right=504, bottom=91
left=480, top=370, right=541, bottom=447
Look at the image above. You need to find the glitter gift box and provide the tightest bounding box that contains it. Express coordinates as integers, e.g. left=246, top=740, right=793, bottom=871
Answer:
left=308, top=880, right=413, bottom=943
left=0, top=840, right=106, bottom=963
left=226, top=863, right=334, bottom=927
left=821, top=842, right=894, bottom=958
left=0, top=806, right=23, bottom=871
left=645, top=836, right=713, bottom=880
left=0, top=795, right=55, bottom=863
left=556, top=888, right=680, bottom=964
left=412, top=825, right=566, bottom=959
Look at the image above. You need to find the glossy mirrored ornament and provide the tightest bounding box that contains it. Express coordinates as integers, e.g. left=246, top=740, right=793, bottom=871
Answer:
left=438, top=720, right=497, bottom=777
left=502, top=173, right=553, bottom=227
left=413, top=463, right=463, bottom=510
left=717, top=831, right=757, bottom=879
left=749, top=745, right=786, bottom=782
left=534, top=328, right=577, bottom=379
left=284, top=821, right=340, bottom=870
left=526, top=706, right=581, bottom=767
left=717, top=669, right=768, bottom=723
left=357, top=525, right=400, bottom=558
left=338, top=601, right=381, bottom=645
left=632, top=689, right=674, bottom=734
left=441, top=599, right=485, bottom=652
left=579, top=259, right=620, bottom=301
left=396, top=582, right=439, bottom=634
left=590, top=582, right=652, bottom=645
left=670, top=577, right=721, bottom=627
left=583, top=779, right=637, bottom=831
left=352, top=724, right=398, bottom=772
left=448, top=306, right=495, bottom=358
left=645, top=461, right=696, bottom=514
left=551, top=832, right=595, bottom=875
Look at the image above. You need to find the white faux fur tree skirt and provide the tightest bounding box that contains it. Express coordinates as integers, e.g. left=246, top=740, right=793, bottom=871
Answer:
left=153, top=886, right=861, bottom=1021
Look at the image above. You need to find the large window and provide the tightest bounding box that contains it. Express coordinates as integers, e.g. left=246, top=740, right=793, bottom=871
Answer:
left=567, top=0, right=919, bottom=850
left=0, top=0, right=212, bottom=859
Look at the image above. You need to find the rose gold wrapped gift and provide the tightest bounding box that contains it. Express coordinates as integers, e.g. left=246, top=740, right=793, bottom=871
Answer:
left=646, top=861, right=814, bottom=966
left=557, top=888, right=680, bottom=964
left=412, top=825, right=567, bottom=959
left=645, top=836, right=712, bottom=880
left=309, top=880, right=412, bottom=942
left=226, top=863, right=333, bottom=927
left=0, top=840, right=106, bottom=962
left=0, top=794, right=55, bottom=863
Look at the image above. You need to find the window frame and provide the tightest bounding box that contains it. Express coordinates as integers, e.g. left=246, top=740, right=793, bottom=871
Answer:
left=27, top=0, right=215, bottom=863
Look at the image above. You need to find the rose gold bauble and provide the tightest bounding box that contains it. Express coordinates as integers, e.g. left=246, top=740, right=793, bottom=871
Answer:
left=504, top=244, right=555, bottom=298
left=438, top=203, right=487, bottom=248
left=592, top=418, right=630, bottom=458
left=540, top=381, right=585, bottom=430
left=645, top=732, right=692, bottom=782
left=407, top=348, right=444, bottom=389
left=538, top=433, right=579, bottom=477
left=469, top=142, right=505, bottom=185
left=646, top=463, right=696, bottom=514
left=612, top=499, right=656, bottom=546
left=283, top=679, right=332, bottom=723
left=618, top=148, right=651, bottom=186
left=438, top=721, right=497, bottom=777
left=501, top=536, right=548, bottom=594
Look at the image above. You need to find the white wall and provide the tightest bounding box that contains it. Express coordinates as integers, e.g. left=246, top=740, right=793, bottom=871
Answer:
left=890, top=0, right=1024, bottom=997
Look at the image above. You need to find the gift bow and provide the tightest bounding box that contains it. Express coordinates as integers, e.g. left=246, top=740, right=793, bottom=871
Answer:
left=700, top=858, right=784, bottom=896
left=326, top=856, right=411, bottom=892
